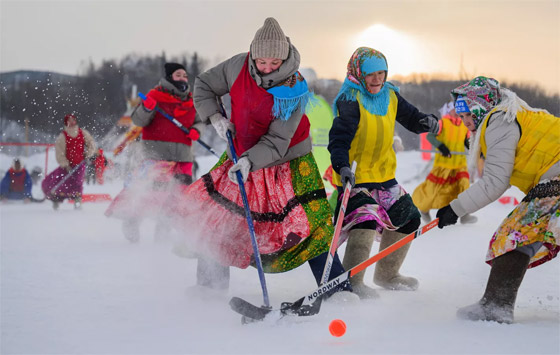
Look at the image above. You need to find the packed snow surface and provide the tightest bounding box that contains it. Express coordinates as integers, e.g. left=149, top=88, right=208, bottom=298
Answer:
left=1, top=151, right=558, bottom=354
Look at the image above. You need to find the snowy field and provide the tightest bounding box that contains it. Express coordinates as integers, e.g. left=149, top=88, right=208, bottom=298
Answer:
left=1, top=150, right=558, bottom=355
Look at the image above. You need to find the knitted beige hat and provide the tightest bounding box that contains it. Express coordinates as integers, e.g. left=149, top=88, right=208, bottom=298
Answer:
left=250, top=17, right=289, bottom=60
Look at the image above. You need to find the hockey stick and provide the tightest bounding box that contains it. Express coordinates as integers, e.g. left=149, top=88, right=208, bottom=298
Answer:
left=231, top=161, right=355, bottom=322
left=319, top=161, right=357, bottom=285
left=230, top=218, right=440, bottom=321
left=49, top=160, right=87, bottom=195
left=138, top=93, right=220, bottom=158
left=112, top=126, right=142, bottom=156
left=227, top=130, right=271, bottom=308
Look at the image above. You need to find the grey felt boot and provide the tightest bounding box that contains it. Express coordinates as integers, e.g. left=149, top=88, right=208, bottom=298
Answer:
left=122, top=218, right=140, bottom=243
left=342, top=229, right=379, bottom=299
left=196, top=257, right=230, bottom=290
left=374, top=229, right=419, bottom=290
left=456, top=250, right=530, bottom=324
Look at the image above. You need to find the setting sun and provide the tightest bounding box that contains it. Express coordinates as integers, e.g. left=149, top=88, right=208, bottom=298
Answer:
left=354, top=24, right=428, bottom=77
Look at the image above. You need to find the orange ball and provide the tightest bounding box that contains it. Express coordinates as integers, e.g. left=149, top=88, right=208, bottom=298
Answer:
left=328, top=319, right=346, bottom=337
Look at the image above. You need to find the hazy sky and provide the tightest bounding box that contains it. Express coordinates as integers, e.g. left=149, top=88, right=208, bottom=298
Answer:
left=2, top=0, right=559, bottom=94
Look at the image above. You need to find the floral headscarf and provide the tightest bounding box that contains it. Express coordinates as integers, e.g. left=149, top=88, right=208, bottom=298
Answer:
left=333, top=47, right=399, bottom=116
left=450, top=76, right=502, bottom=130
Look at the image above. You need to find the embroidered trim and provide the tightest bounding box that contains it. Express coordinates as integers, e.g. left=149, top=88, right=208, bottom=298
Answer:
left=202, top=174, right=326, bottom=222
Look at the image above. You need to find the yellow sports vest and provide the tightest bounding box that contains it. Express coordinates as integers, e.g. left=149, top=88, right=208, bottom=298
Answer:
left=433, top=116, right=469, bottom=170
left=480, top=108, right=560, bottom=194
left=333, top=91, right=398, bottom=186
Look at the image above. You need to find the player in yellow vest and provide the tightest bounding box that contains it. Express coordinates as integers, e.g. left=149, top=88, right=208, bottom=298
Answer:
left=328, top=47, right=439, bottom=299
left=437, top=76, right=560, bottom=323
left=412, top=102, right=477, bottom=224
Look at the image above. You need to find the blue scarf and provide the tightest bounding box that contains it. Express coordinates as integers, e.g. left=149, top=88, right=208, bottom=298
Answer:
left=266, top=72, right=315, bottom=121
left=333, top=78, right=400, bottom=116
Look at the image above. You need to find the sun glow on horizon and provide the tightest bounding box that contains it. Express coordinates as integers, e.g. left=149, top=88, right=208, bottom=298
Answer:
left=354, top=24, right=428, bottom=77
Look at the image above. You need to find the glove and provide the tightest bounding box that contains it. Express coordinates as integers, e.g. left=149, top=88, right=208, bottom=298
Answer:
left=209, top=113, right=235, bottom=141
left=340, top=166, right=355, bottom=187
left=187, top=128, right=200, bottom=141
left=419, top=114, right=439, bottom=134
left=436, top=205, right=458, bottom=229
left=437, top=143, right=452, bottom=158
left=228, top=157, right=251, bottom=184
left=141, top=96, right=157, bottom=111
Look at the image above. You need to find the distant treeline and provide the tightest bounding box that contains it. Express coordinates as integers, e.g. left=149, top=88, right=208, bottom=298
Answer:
left=0, top=52, right=206, bottom=143
left=1, top=51, right=558, bottom=152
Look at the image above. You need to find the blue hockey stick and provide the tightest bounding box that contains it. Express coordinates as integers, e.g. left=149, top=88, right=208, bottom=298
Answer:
left=226, top=130, right=270, bottom=308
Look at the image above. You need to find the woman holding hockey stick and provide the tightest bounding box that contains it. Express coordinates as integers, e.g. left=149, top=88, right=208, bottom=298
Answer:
left=42, top=114, right=97, bottom=210
left=328, top=47, right=439, bottom=299
left=437, top=76, right=560, bottom=323
left=412, top=101, right=477, bottom=224
left=180, top=17, right=354, bottom=300
left=105, top=62, right=204, bottom=243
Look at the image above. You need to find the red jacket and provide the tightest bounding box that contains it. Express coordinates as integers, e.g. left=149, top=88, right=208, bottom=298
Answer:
left=142, top=88, right=197, bottom=146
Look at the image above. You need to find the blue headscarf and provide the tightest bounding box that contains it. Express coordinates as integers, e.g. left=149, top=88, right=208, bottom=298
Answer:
left=333, top=47, right=399, bottom=116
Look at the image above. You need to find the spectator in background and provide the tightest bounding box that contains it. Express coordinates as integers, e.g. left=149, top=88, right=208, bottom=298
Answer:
left=94, top=148, right=109, bottom=184
left=30, top=166, right=43, bottom=185
left=0, top=158, right=32, bottom=202
left=41, top=114, right=97, bottom=210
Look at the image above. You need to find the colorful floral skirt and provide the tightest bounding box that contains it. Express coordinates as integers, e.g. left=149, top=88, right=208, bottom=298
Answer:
left=41, top=164, right=86, bottom=201
left=105, top=160, right=191, bottom=220
left=335, top=184, right=418, bottom=243
left=412, top=166, right=470, bottom=212
left=172, top=152, right=333, bottom=273
left=486, top=176, right=560, bottom=268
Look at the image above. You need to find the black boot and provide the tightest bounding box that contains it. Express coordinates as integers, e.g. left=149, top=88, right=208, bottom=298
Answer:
left=308, top=251, right=358, bottom=302
left=457, top=250, right=530, bottom=324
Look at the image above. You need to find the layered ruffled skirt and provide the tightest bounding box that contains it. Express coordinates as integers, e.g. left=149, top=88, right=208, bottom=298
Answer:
left=42, top=164, right=86, bottom=201
left=105, top=160, right=192, bottom=220
left=487, top=176, right=560, bottom=268
left=171, top=153, right=333, bottom=272
left=412, top=166, right=470, bottom=211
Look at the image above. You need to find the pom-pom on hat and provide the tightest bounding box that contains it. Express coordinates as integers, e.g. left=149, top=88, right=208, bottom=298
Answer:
left=250, top=17, right=290, bottom=60
left=64, top=114, right=77, bottom=126
left=164, top=63, right=186, bottom=77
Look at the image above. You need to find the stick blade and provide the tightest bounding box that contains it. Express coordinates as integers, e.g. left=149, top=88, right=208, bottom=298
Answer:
left=229, top=297, right=272, bottom=321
